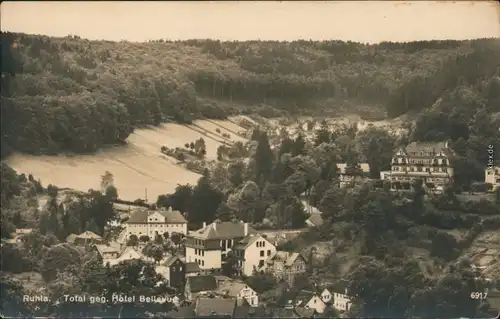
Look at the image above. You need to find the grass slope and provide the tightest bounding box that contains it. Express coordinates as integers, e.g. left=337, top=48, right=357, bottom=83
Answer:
left=7, top=118, right=248, bottom=201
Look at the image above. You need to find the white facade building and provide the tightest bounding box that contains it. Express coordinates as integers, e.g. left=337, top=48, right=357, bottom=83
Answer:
left=185, top=221, right=256, bottom=271
left=215, top=281, right=259, bottom=307
left=233, top=234, right=277, bottom=276
left=331, top=284, right=353, bottom=312
left=125, top=207, right=188, bottom=239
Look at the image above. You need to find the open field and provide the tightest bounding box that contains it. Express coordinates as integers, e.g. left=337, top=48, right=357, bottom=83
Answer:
left=7, top=119, right=248, bottom=202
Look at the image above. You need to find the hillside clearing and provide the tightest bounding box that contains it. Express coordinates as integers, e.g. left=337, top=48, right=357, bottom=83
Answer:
left=6, top=119, right=249, bottom=201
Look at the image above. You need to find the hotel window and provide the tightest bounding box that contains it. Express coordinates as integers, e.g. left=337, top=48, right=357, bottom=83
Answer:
left=262, top=241, right=265, bottom=247
left=260, top=250, right=265, bottom=257
left=425, top=168, right=430, bottom=172
left=202, top=250, right=205, bottom=257
left=267, top=250, right=271, bottom=256
left=441, top=168, right=446, bottom=172
left=201, top=260, right=204, bottom=266
left=228, top=240, right=232, bottom=248
left=417, top=167, right=422, bottom=172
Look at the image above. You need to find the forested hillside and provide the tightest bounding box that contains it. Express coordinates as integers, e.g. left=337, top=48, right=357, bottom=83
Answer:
left=1, top=31, right=499, bottom=156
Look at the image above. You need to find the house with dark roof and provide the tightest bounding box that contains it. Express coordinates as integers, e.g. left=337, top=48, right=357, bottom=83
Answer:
left=234, top=304, right=273, bottom=319
left=194, top=297, right=236, bottom=318
left=66, top=231, right=103, bottom=246
left=185, top=221, right=256, bottom=271
left=125, top=206, right=188, bottom=240
left=185, top=261, right=202, bottom=277
left=185, top=275, right=218, bottom=301
left=154, top=255, right=185, bottom=289
left=164, top=305, right=196, bottom=319
left=273, top=307, right=315, bottom=319
left=265, top=251, right=308, bottom=286
left=232, top=234, right=276, bottom=276
left=390, top=141, right=455, bottom=193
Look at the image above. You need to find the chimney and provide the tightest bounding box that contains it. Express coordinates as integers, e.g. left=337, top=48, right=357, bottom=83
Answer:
left=244, top=223, right=248, bottom=236
left=168, top=206, right=172, bottom=212
left=203, top=222, right=207, bottom=228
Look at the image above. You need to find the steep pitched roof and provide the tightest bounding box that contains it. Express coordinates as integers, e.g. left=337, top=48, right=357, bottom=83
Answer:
left=234, top=305, right=272, bottom=319
left=195, top=297, right=236, bottom=317
left=402, top=141, right=455, bottom=158
left=163, top=255, right=183, bottom=267
left=78, top=231, right=102, bottom=239
left=294, top=290, right=316, bottom=305
left=215, top=281, right=254, bottom=298
left=126, top=208, right=187, bottom=224
left=267, top=251, right=304, bottom=267
left=93, top=244, right=120, bottom=257
left=189, top=221, right=256, bottom=240
left=187, top=275, right=217, bottom=293
left=185, top=262, right=201, bottom=273
left=329, top=280, right=350, bottom=295
left=233, top=234, right=263, bottom=250
left=306, top=213, right=323, bottom=227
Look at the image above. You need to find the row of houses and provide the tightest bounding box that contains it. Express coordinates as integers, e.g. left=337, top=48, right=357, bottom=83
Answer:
left=180, top=275, right=353, bottom=316
left=184, top=221, right=308, bottom=285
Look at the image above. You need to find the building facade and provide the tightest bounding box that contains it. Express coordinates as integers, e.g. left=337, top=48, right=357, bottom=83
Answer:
left=233, top=234, right=277, bottom=276
left=485, top=166, right=500, bottom=190
left=390, top=141, right=454, bottom=192
left=265, top=251, right=307, bottom=286
left=125, top=206, right=188, bottom=239
left=155, top=255, right=185, bottom=289
left=185, top=221, right=256, bottom=271
left=330, top=282, right=353, bottom=312
left=379, top=170, right=391, bottom=181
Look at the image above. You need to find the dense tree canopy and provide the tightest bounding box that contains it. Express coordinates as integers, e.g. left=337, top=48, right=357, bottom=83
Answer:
left=2, top=32, right=498, bottom=157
